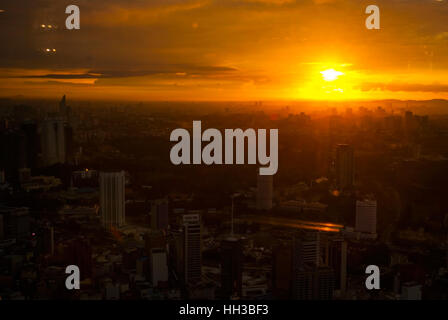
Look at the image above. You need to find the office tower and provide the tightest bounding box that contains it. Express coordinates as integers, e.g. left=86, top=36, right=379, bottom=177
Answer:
left=313, top=267, right=335, bottom=300
left=59, top=95, right=71, bottom=119
left=294, top=232, right=320, bottom=268
left=272, top=243, right=293, bottom=299
left=355, top=199, right=377, bottom=234
left=100, top=171, right=126, bottom=229
left=335, top=144, right=354, bottom=189
left=40, top=117, right=66, bottom=166
left=256, top=173, right=273, bottom=210
left=326, top=238, right=347, bottom=296
left=150, top=248, right=169, bottom=287
left=293, top=268, right=314, bottom=299
left=293, top=232, right=322, bottom=299
left=182, top=214, right=201, bottom=284
left=151, top=199, right=169, bottom=230
left=220, top=237, right=243, bottom=298
left=293, top=266, right=335, bottom=300
left=145, top=230, right=168, bottom=286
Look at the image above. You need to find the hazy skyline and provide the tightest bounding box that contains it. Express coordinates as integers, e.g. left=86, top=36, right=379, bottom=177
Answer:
left=0, top=0, right=447, bottom=101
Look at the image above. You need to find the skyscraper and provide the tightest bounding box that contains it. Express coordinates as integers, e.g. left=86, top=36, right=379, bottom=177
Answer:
left=355, top=199, right=377, bottom=235
left=220, top=237, right=243, bottom=298
left=40, top=117, right=66, bottom=166
left=99, top=171, right=126, bottom=229
left=59, top=95, right=71, bottom=119
left=326, top=238, right=347, bottom=296
left=272, top=243, right=293, bottom=299
left=150, top=199, right=169, bottom=230
left=313, top=267, right=335, bottom=300
left=335, top=144, right=354, bottom=190
left=150, top=248, right=168, bottom=287
left=182, top=214, right=201, bottom=284
left=256, top=173, right=273, bottom=210
left=294, top=232, right=320, bottom=268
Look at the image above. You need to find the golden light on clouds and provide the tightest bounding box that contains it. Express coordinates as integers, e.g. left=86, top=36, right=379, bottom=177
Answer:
left=1, top=0, right=448, bottom=101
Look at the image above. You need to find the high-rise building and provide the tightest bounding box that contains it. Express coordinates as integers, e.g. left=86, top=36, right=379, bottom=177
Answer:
left=100, top=171, right=126, bottom=229
left=355, top=199, right=377, bottom=234
left=220, top=237, right=243, bottom=298
left=182, top=214, right=201, bottom=284
left=313, top=267, right=335, bottom=300
left=40, top=117, right=66, bottom=166
left=151, top=199, right=169, bottom=230
left=59, top=95, right=71, bottom=119
left=292, top=268, right=314, bottom=299
left=272, top=243, right=293, bottom=299
left=292, top=265, right=335, bottom=300
left=326, top=238, right=347, bottom=296
left=293, top=232, right=320, bottom=268
left=335, top=144, right=354, bottom=190
left=291, top=232, right=337, bottom=300
left=150, top=248, right=169, bottom=287
left=256, top=173, right=273, bottom=210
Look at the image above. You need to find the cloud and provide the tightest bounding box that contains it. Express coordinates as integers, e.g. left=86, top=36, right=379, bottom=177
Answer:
left=357, top=82, right=448, bottom=93
left=12, top=65, right=238, bottom=79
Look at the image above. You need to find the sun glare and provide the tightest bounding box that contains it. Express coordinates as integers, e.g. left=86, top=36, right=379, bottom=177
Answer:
left=321, top=69, right=344, bottom=82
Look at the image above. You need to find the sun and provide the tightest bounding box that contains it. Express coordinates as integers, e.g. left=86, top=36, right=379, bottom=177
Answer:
left=320, top=69, right=344, bottom=82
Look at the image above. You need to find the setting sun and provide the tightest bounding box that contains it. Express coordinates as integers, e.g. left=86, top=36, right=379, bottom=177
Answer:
left=320, top=69, right=344, bottom=82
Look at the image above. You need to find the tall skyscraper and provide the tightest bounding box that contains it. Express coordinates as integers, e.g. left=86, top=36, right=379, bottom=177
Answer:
left=59, top=95, right=70, bottom=119
left=40, top=117, right=66, bottom=166
left=293, top=232, right=324, bottom=299
left=355, top=199, right=377, bottom=234
left=272, top=243, right=293, bottom=299
left=313, top=267, right=335, bottom=300
left=100, top=171, right=126, bottom=229
left=151, top=199, right=169, bottom=230
left=182, top=214, right=201, bottom=284
left=292, top=268, right=314, bottom=299
left=335, top=144, right=354, bottom=190
left=294, top=232, right=320, bottom=268
left=220, top=237, right=243, bottom=298
left=256, top=173, right=273, bottom=210
left=326, top=238, right=347, bottom=296
left=150, top=248, right=169, bottom=287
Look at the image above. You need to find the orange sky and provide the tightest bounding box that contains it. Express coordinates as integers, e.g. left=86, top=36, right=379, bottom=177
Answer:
left=0, top=0, right=447, bottom=101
